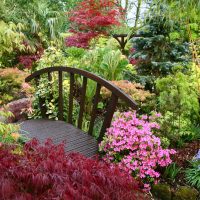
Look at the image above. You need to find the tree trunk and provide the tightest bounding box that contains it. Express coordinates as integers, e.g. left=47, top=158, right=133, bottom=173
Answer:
left=134, top=0, right=142, bottom=28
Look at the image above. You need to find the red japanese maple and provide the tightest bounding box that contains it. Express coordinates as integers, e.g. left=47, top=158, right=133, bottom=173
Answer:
left=66, top=0, right=124, bottom=48
left=18, top=46, right=43, bottom=69
left=0, top=139, right=147, bottom=200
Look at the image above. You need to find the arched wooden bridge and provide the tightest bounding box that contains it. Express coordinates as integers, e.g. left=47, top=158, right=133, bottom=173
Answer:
left=20, top=66, right=137, bottom=157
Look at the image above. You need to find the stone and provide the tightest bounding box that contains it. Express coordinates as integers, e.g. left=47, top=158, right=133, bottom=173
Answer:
left=0, top=115, right=6, bottom=122
left=6, top=98, right=32, bottom=122
left=152, top=183, right=172, bottom=200
left=172, top=186, right=199, bottom=200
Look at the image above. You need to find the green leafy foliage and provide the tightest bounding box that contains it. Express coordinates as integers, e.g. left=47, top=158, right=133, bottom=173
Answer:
left=191, top=63, right=200, bottom=96
left=0, top=0, right=73, bottom=68
left=36, top=38, right=129, bottom=82
left=35, top=47, right=68, bottom=71
left=185, top=153, right=200, bottom=190
left=156, top=69, right=200, bottom=146
left=163, top=163, right=182, bottom=182
left=0, top=110, right=26, bottom=144
left=0, top=20, right=26, bottom=67
left=30, top=77, right=59, bottom=119
left=100, top=50, right=128, bottom=80
left=81, top=47, right=129, bottom=80
left=74, top=36, right=129, bottom=80
left=35, top=46, right=88, bottom=71
left=153, top=0, right=200, bottom=28
left=65, top=46, right=85, bottom=59
left=1, top=0, right=67, bottom=40
left=130, top=6, right=190, bottom=89
left=156, top=71, right=199, bottom=117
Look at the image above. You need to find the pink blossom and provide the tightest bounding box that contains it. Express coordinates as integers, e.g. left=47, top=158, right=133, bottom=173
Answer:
left=99, top=111, right=176, bottom=191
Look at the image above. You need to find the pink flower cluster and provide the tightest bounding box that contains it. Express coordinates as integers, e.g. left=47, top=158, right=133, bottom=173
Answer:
left=99, top=111, right=176, bottom=190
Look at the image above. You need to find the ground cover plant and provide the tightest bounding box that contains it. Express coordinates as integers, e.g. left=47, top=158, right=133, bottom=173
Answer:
left=0, top=110, right=25, bottom=145
left=185, top=150, right=200, bottom=190
left=0, top=138, right=147, bottom=200
left=0, top=0, right=200, bottom=199
left=156, top=69, right=200, bottom=146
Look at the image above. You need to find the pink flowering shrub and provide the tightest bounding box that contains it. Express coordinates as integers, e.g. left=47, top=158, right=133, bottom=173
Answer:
left=99, top=111, right=176, bottom=191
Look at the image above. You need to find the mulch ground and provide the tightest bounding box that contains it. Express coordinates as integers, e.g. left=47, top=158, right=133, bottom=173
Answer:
left=159, top=140, right=200, bottom=189
left=173, top=140, right=200, bottom=168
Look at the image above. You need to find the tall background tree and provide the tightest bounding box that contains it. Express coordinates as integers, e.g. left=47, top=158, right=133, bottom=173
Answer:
left=127, top=0, right=200, bottom=90
left=151, top=0, right=200, bottom=65
left=116, top=0, right=145, bottom=28
left=66, top=0, right=124, bottom=48
left=0, top=0, right=81, bottom=68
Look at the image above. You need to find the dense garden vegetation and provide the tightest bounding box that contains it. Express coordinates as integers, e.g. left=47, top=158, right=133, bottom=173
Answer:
left=0, top=0, right=199, bottom=199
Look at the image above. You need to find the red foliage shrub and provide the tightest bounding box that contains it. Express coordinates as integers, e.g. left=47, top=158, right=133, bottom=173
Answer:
left=66, top=0, right=124, bottom=48
left=18, top=54, right=40, bottom=69
left=66, top=32, right=98, bottom=48
left=0, top=139, right=147, bottom=200
left=18, top=47, right=43, bottom=69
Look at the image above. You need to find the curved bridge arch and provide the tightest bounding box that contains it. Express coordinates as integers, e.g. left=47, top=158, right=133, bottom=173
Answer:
left=26, top=66, right=137, bottom=141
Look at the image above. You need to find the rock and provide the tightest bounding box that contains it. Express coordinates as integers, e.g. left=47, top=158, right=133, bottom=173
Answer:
left=172, top=186, right=199, bottom=200
left=6, top=98, right=32, bottom=122
left=152, top=183, right=172, bottom=200
left=0, top=115, right=6, bottom=122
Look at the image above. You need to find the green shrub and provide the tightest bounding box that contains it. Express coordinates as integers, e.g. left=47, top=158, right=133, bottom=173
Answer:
left=35, top=46, right=87, bottom=71
left=163, top=163, right=182, bottom=182
left=156, top=69, right=200, bottom=146
left=36, top=37, right=130, bottom=82
left=0, top=68, right=28, bottom=105
left=35, top=47, right=68, bottom=71
left=100, top=50, right=129, bottom=80
left=65, top=46, right=85, bottom=58
left=130, top=7, right=190, bottom=86
left=29, top=75, right=80, bottom=123
left=80, top=47, right=129, bottom=80
left=0, top=21, right=25, bottom=59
